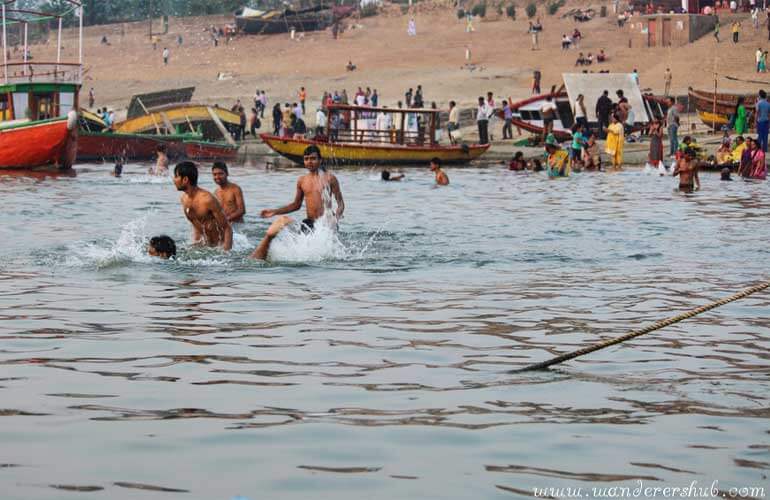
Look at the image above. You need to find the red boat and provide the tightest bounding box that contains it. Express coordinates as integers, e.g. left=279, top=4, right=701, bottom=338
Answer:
left=1, top=1, right=84, bottom=170
left=183, top=140, right=238, bottom=161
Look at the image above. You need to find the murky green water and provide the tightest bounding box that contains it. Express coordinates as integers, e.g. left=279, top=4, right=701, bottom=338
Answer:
left=1, top=164, right=768, bottom=499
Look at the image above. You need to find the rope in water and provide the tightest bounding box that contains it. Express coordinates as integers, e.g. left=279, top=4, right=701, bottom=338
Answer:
left=511, top=280, right=770, bottom=373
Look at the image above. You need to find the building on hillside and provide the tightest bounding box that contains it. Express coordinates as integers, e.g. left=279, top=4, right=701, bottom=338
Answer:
left=627, top=13, right=717, bottom=47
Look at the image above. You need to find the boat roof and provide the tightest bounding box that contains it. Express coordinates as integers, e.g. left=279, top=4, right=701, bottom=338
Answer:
left=127, top=87, right=196, bottom=119
left=562, top=73, right=649, bottom=123
left=327, top=104, right=440, bottom=114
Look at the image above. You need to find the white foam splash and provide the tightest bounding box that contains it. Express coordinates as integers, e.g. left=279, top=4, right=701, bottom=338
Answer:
left=267, top=215, right=348, bottom=263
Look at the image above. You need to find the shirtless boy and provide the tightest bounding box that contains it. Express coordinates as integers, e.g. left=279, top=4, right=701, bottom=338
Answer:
left=430, top=157, right=449, bottom=185
left=152, top=144, right=169, bottom=175
left=252, top=145, right=344, bottom=260
left=173, top=161, right=233, bottom=250
left=212, top=162, right=245, bottom=223
left=673, top=147, right=700, bottom=193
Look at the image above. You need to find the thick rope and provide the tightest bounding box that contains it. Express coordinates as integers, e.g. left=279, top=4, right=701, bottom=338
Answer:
left=511, top=280, right=770, bottom=373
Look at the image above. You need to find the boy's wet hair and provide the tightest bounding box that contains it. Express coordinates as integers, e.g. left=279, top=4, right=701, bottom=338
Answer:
left=212, top=161, right=228, bottom=174
left=149, top=235, right=177, bottom=258
left=174, top=162, right=198, bottom=186
left=303, top=145, right=322, bottom=158
left=430, top=157, right=441, bottom=166
left=381, top=170, right=391, bottom=180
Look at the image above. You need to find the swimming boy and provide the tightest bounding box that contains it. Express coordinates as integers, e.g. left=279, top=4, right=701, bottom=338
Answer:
left=148, top=235, right=177, bottom=259
left=430, top=157, right=449, bottom=185
left=259, top=145, right=344, bottom=231
left=212, top=162, right=246, bottom=223
left=152, top=144, right=169, bottom=175
left=174, top=161, right=233, bottom=250
left=381, top=170, right=405, bottom=181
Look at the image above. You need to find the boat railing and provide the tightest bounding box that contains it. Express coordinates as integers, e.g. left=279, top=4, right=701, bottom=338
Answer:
left=2, top=62, right=82, bottom=84
left=329, top=127, right=436, bottom=147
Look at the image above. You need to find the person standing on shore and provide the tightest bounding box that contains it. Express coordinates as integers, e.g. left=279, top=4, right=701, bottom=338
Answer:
left=162, top=47, right=169, bottom=65
left=573, top=93, right=588, bottom=130
left=595, top=90, right=612, bottom=138
left=88, top=88, right=95, bottom=108
left=502, top=100, right=513, bottom=140
left=664, top=68, right=672, bottom=96
left=407, top=17, right=417, bottom=36
left=665, top=97, right=680, bottom=157
left=447, top=100, right=459, bottom=144
left=755, top=89, right=770, bottom=152
left=734, top=96, right=748, bottom=135
left=476, top=96, right=491, bottom=145
left=532, top=70, right=541, bottom=95
left=757, top=48, right=763, bottom=72
left=732, top=21, right=740, bottom=43
left=605, top=114, right=624, bottom=169
left=260, top=91, right=268, bottom=118
left=714, top=18, right=720, bottom=42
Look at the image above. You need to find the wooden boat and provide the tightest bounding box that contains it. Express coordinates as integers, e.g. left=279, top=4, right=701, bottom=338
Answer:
left=688, top=87, right=756, bottom=130
left=235, top=5, right=343, bottom=35
left=261, top=104, right=489, bottom=166
left=113, top=104, right=240, bottom=139
left=510, top=73, right=668, bottom=141
left=0, top=3, right=83, bottom=170
left=78, top=110, right=237, bottom=161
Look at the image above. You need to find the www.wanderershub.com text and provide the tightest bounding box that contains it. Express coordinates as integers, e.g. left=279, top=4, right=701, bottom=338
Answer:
left=533, top=480, right=766, bottom=499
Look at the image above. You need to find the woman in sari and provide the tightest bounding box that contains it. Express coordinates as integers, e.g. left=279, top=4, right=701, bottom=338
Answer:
left=739, top=137, right=754, bottom=177
left=734, top=96, right=747, bottom=134
left=605, top=113, right=624, bottom=169
left=647, top=119, right=664, bottom=170
left=749, top=137, right=767, bottom=179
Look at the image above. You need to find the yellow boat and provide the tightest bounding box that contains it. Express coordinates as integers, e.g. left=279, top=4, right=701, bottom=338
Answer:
left=261, top=104, right=490, bottom=166
left=114, top=104, right=240, bottom=137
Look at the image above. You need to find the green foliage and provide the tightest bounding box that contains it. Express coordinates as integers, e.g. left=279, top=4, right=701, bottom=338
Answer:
left=547, top=0, right=566, bottom=16
left=457, top=8, right=466, bottom=19
left=360, top=3, right=378, bottom=17
left=471, top=2, right=487, bottom=18
left=600, top=5, right=607, bottom=17
left=525, top=2, right=536, bottom=18
left=506, top=4, right=516, bottom=19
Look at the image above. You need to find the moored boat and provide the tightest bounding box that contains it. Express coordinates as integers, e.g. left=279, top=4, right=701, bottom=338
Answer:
left=688, top=87, right=756, bottom=130
left=0, top=3, right=83, bottom=170
left=510, top=73, right=668, bottom=141
left=261, top=104, right=489, bottom=166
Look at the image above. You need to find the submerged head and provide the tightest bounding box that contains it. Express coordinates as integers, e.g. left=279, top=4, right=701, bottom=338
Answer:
left=721, top=168, right=732, bottom=180
left=173, top=161, right=198, bottom=191
left=148, top=235, right=177, bottom=259
left=381, top=170, right=391, bottom=181
left=212, top=161, right=229, bottom=186
left=303, top=145, right=322, bottom=172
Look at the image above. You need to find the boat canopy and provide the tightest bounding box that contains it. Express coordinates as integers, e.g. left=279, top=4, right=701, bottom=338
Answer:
left=562, top=73, right=648, bottom=123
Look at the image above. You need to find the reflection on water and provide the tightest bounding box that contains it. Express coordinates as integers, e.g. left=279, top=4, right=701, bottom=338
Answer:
left=0, top=164, right=768, bottom=499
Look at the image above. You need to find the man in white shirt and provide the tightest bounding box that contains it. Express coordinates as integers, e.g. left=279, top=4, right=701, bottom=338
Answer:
left=476, top=96, right=492, bottom=145
left=315, top=108, right=327, bottom=136
left=447, top=100, right=460, bottom=144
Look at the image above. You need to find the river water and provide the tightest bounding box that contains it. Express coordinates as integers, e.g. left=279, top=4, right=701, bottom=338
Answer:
left=1, top=164, right=768, bottom=499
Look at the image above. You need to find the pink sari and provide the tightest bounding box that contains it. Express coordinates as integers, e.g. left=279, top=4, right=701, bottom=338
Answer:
left=750, top=149, right=767, bottom=179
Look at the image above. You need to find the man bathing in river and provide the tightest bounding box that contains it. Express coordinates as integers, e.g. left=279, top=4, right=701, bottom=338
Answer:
left=174, top=162, right=233, bottom=251
left=673, top=147, right=700, bottom=193
left=252, top=145, right=344, bottom=260
left=151, top=144, right=169, bottom=175
left=212, top=162, right=245, bottom=223
left=430, top=157, right=449, bottom=185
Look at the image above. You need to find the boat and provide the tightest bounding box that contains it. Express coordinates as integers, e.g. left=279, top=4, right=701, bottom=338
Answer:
left=510, top=73, right=669, bottom=141
left=78, top=110, right=237, bottom=162
left=260, top=104, right=490, bottom=166
left=0, top=2, right=83, bottom=170
left=688, top=87, right=755, bottom=130
left=113, top=104, right=241, bottom=140
left=235, top=5, right=351, bottom=35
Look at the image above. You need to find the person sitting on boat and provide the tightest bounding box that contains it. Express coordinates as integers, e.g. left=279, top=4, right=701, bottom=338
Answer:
left=715, top=141, right=734, bottom=166
left=731, top=136, right=747, bottom=163
left=544, top=134, right=570, bottom=177
left=447, top=101, right=460, bottom=145
left=381, top=170, right=405, bottom=181
left=315, top=107, right=327, bottom=137
left=509, top=151, right=527, bottom=171
left=254, top=146, right=345, bottom=260
left=430, top=158, right=449, bottom=186
left=148, top=235, right=176, bottom=259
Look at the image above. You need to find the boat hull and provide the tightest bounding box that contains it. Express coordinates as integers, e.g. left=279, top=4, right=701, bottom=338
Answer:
left=0, top=118, right=77, bottom=170
left=260, top=134, right=490, bottom=166
left=78, top=131, right=238, bottom=162
left=688, top=88, right=755, bottom=130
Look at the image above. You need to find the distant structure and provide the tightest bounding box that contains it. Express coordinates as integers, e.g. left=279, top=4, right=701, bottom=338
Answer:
left=627, top=13, right=717, bottom=47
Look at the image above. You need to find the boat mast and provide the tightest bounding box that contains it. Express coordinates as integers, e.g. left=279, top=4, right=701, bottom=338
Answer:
left=2, top=2, right=6, bottom=84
